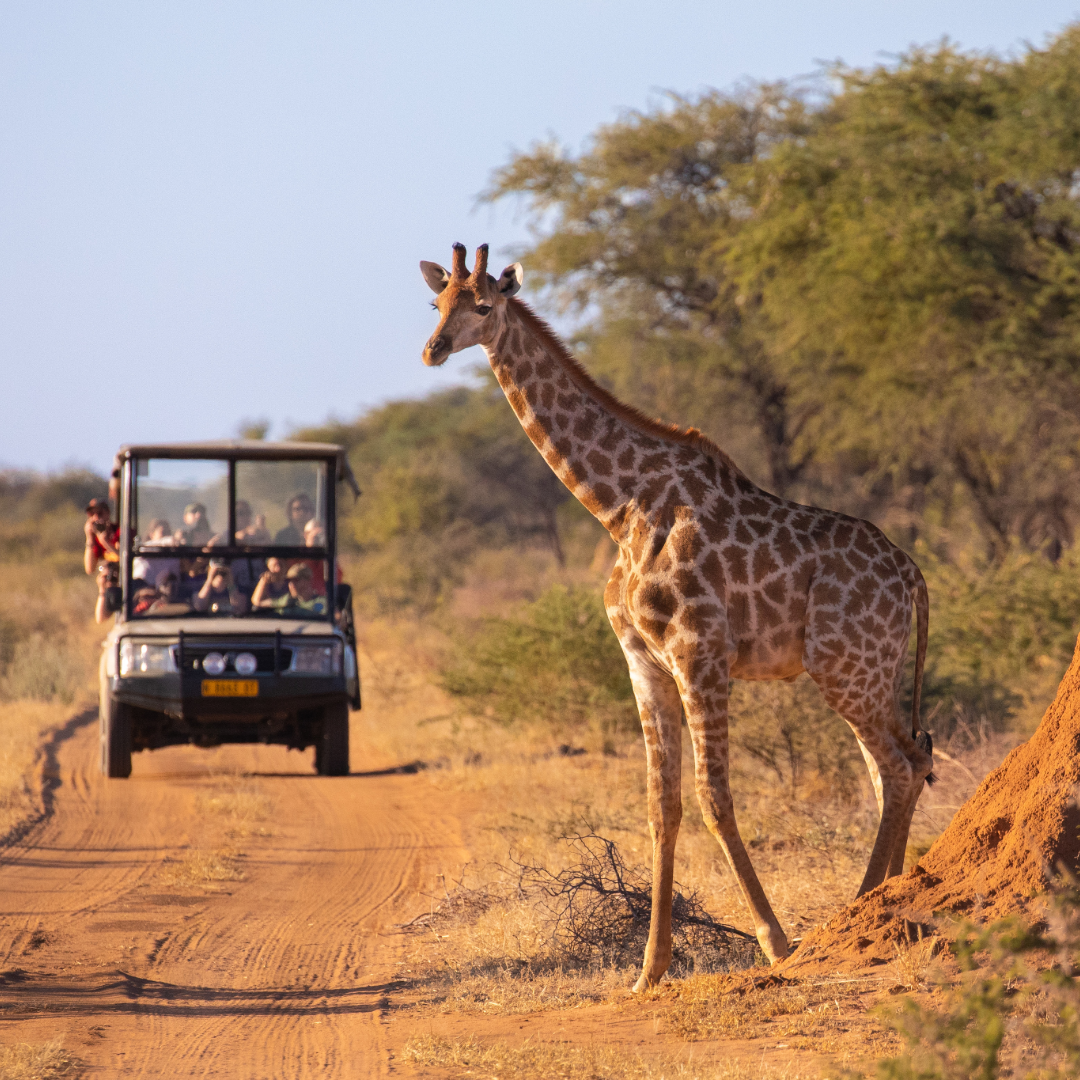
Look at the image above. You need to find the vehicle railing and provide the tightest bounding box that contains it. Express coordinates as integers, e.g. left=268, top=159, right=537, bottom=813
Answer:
left=129, top=545, right=327, bottom=559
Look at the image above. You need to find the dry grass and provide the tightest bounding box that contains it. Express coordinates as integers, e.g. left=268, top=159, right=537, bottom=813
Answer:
left=0, top=1038, right=81, bottom=1080
left=0, top=562, right=99, bottom=841
left=401, top=1033, right=822, bottom=1079
left=195, top=777, right=274, bottom=837
left=887, top=934, right=944, bottom=994
left=158, top=847, right=244, bottom=887
left=658, top=973, right=901, bottom=1060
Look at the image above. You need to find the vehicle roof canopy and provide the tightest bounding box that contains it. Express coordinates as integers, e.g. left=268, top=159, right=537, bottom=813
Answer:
left=113, top=441, right=359, bottom=495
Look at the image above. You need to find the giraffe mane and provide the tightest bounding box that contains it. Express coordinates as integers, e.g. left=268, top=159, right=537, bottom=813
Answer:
left=507, top=297, right=746, bottom=478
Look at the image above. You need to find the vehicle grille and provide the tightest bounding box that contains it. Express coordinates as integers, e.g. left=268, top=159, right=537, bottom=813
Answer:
left=181, top=646, right=293, bottom=674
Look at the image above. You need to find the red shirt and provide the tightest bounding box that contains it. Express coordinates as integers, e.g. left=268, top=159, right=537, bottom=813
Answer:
left=89, top=523, right=120, bottom=565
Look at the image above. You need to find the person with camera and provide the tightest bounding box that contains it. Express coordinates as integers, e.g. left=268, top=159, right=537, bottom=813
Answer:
left=83, top=498, right=119, bottom=576
left=94, top=562, right=120, bottom=623
left=193, top=560, right=248, bottom=615
left=250, top=556, right=290, bottom=608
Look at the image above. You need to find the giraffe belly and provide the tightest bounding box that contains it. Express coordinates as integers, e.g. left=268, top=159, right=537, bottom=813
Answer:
left=729, top=646, right=805, bottom=682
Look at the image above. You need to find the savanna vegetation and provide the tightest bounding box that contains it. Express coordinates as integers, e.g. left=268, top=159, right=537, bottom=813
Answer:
left=7, top=24, right=1080, bottom=1078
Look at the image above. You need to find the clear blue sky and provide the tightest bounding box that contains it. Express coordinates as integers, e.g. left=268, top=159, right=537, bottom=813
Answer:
left=1, top=2, right=1077, bottom=474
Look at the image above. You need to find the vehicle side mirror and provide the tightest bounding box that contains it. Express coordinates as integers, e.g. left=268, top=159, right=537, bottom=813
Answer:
left=335, top=583, right=353, bottom=610
left=104, top=586, right=123, bottom=614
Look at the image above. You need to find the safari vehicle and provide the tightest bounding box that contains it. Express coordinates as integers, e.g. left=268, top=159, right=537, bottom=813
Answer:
left=98, top=441, right=361, bottom=778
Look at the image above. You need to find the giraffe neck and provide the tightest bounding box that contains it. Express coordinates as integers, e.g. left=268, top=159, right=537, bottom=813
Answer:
left=483, top=299, right=739, bottom=541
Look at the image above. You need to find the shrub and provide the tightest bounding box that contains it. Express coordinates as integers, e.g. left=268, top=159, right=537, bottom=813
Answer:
left=440, top=584, right=637, bottom=730
left=919, top=546, right=1080, bottom=734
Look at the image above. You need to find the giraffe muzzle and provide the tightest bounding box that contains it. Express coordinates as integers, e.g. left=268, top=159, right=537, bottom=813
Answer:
left=422, top=334, right=450, bottom=367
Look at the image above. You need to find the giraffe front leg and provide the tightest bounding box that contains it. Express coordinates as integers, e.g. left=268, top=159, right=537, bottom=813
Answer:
left=613, top=629, right=684, bottom=992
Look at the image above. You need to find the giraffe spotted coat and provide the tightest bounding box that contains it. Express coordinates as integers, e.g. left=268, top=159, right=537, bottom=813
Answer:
left=420, top=243, right=933, bottom=990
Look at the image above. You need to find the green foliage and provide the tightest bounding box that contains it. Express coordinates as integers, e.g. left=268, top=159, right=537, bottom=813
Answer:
left=297, top=379, right=570, bottom=613
left=440, top=585, right=636, bottom=729
left=872, top=883, right=1080, bottom=1079
left=486, top=28, right=1080, bottom=558
left=919, top=546, right=1080, bottom=731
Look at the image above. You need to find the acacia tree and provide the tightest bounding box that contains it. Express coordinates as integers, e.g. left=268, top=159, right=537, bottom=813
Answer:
left=486, top=30, right=1080, bottom=559
left=483, top=83, right=821, bottom=498
left=731, top=35, right=1080, bottom=559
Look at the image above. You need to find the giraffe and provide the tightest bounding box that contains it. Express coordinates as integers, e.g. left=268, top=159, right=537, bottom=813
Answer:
left=420, top=243, right=935, bottom=989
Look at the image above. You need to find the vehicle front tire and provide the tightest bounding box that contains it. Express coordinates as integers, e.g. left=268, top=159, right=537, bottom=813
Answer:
left=100, top=689, right=132, bottom=779
left=315, top=702, right=349, bottom=776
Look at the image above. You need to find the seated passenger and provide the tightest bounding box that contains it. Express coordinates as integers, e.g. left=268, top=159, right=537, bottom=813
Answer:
left=235, top=501, right=272, bottom=545
left=273, top=493, right=315, bottom=545
left=251, top=557, right=290, bottom=608
left=147, top=570, right=191, bottom=615
left=303, top=519, right=343, bottom=593
left=193, top=561, right=248, bottom=615
left=179, top=555, right=209, bottom=600
left=263, top=562, right=327, bottom=614
left=133, top=518, right=179, bottom=584
left=178, top=503, right=212, bottom=546
left=134, top=589, right=158, bottom=616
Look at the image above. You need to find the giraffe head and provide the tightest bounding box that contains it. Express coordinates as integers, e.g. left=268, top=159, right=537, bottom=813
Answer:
left=420, top=243, right=523, bottom=366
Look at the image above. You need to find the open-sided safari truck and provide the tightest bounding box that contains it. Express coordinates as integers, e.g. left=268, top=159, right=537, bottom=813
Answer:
left=98, top=441, right=361, bottom=778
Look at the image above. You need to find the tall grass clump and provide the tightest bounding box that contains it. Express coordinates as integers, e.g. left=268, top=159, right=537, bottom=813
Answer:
left=440, top=584, right=637, bottom=730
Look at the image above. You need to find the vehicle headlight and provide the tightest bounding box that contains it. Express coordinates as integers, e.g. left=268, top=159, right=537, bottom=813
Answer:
left=120, top=640, right=178, bottom=677
left=289, top=641, right=342, bottom=675
left=234, top=652, right=258, bottom=676
left=202, top=652, right=226, bottom=675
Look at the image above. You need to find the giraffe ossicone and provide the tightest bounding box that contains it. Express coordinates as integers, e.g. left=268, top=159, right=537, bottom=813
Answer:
left=420, top=242, right=935, bottom=988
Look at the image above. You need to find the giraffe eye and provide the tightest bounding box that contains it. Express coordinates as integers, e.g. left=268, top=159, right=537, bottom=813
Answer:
left=476, top=305, right=492, bottom=316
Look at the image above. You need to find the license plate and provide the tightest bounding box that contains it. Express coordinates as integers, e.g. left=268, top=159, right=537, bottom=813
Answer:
left=201, top=679, right=259, bottom=698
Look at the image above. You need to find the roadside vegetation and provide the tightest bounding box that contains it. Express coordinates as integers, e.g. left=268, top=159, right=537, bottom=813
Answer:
left=0, top=470, right=101, bottom=840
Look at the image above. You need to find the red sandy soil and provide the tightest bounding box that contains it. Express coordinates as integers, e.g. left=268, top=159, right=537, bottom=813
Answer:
left=0, top=714, right=471, bottom=1077
left=783, top=634, right=1080, bottom=976
left=0, top=715, right=830, bottom=1077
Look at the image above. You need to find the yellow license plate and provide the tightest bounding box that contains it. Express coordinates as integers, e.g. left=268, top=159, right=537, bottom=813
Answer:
left=201, top=679, right=259, bottom=698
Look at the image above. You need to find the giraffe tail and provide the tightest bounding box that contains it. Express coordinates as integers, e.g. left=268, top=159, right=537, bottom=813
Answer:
left=911, top=570, right=935, bottom=786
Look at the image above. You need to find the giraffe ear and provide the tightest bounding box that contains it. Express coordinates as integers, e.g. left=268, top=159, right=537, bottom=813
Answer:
left=496, top=263, right=523, bottom=297
left=420, top=261, right=451, bottom=294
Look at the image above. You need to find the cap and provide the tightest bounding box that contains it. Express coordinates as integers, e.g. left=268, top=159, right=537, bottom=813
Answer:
left=85, top=497, right=109, bottom=514
left=286, top=562, right=313, bottom=581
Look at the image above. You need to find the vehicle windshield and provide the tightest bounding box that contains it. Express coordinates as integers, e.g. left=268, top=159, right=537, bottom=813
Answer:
left=129, top=457, right=333, bottom=620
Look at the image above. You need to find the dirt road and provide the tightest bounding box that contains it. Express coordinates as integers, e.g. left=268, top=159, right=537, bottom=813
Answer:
left=0, top=711, right=469, bottom=1077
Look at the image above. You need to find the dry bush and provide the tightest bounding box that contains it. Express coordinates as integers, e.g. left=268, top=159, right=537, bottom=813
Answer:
left=0, top=1038, right=81, bottom=1080
left=158, top=847, right=243, bottom=887
left=510, top=833, right=758, bottom=974
left=401, top=1033, right=822, bottom=1079
left=401, top=834, right=758, bottom=1015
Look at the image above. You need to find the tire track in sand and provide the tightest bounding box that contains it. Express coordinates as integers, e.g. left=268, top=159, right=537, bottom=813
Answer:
left=0, top=718, right=468, bottom=1078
